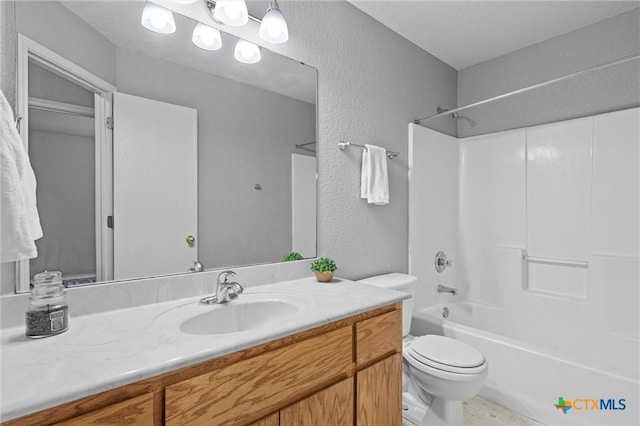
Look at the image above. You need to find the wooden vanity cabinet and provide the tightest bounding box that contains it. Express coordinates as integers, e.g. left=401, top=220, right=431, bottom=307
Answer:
left=5, top=303, right=402, bottom=426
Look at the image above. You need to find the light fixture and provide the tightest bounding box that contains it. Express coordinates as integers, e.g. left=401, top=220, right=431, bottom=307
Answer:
left=259, top=0, right=288, bottom=44
left=234, top=39, right=261, bottom=64
left=192, top=22, right=222, bottom=51
left=214, top=0, right=249, bottom=27
left=140, top=2, right=176, bottom=34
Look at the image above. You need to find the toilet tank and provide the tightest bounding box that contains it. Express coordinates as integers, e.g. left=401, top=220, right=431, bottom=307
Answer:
left=357, top=273, right=417, bottom=337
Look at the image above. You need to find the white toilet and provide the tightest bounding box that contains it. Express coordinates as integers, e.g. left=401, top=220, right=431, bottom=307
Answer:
left=358, top=273, right=488, bottom=426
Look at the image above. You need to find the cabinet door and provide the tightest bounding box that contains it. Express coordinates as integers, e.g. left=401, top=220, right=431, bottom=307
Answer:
left=280, top=377, right=353, bottom=426
left=57, top=393, right=154, bottom=426
left=356, top=354, right=402, bottom=426
left=249, top=412, right=279, bottom=426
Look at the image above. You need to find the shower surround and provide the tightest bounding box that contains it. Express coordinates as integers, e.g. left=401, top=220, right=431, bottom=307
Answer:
left=409, top=107, right=639, bottom=425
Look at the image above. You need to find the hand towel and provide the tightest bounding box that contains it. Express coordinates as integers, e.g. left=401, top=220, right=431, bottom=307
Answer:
left=0, top=90, right=43, bottom=262
left=360, top=144, right=389, bottom=205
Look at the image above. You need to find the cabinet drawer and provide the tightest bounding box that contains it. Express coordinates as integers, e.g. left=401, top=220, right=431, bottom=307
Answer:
left=356, top=309, right=402, bottom=365
left=165, top=326, right=353, bottom=426
left=57, top=393, right=154, bottom=426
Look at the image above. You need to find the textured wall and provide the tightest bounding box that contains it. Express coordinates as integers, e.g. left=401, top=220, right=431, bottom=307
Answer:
left=288, top=2, right=457, bottom=280
left=0, top=0, right=16, bottom=294
left=167, top=1, right=458, bottom=280
left=457, top=8, right=640, bottom=137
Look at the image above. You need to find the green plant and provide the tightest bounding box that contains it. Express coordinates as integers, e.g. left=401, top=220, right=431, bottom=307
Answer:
left=310, top=257, right=337, bottom=273
left=283, top=252, right=304, bottom=262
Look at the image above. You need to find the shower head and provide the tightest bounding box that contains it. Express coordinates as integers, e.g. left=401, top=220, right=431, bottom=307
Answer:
left=436, top=107, right=460, bottom=120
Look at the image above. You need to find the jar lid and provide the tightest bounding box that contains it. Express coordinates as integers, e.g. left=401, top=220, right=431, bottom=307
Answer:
left=33, top=271, right=62, bottom=285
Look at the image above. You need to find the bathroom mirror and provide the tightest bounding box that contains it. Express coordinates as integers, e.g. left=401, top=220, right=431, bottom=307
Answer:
left=15, top=0, right=317, bottom=290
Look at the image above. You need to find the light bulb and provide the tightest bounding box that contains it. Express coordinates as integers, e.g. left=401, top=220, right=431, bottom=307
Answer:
left=234, top=39, right=261, bottom=64
left=192, top=23, right=222, bottom=51
left=259, top=1, right=288, bottom=44
left=214, top=0, right=249, bottom=27
left=140, top=3, right=176, bottom=34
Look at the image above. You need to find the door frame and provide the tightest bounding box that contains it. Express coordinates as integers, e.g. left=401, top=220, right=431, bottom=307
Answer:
left=16, top=34, right=116, bottom=292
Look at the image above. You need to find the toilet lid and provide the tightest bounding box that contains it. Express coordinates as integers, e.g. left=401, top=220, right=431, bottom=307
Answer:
left=407, top=335, right=486, bottom=373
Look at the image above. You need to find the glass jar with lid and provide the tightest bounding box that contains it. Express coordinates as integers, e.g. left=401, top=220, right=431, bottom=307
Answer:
left=26, top=271, right=69, bottom=338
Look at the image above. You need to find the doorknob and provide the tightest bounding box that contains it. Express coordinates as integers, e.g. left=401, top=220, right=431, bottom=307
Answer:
left=186, top=235, right=196, bottom=246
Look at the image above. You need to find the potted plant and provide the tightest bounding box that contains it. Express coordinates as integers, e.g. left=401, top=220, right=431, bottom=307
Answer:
left=283, top=252, right=304, bottom=262
left=310, top=257, right=337, bottom=283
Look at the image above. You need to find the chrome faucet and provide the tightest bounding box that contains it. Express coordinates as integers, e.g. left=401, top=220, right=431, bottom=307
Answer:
left=199, top=270, right=244, bottom=305
left=437, top=284, right=458, bottom=295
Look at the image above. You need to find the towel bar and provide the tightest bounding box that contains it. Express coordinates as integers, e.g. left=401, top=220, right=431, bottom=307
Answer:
left=338, top=141, right=399, bottom=159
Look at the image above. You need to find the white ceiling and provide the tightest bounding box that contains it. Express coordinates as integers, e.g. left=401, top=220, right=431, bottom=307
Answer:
left=348, top=1, right=639, bottom=70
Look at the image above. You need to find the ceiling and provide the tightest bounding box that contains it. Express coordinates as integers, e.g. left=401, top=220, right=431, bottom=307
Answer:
left=348, top=1, right=639, bottom=70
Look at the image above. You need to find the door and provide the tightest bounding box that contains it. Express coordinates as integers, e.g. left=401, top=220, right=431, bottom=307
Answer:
left=113, top=93, right=197, bottom=280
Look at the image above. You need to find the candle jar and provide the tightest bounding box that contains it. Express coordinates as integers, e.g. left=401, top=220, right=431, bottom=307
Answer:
left=26, top=271, right=69, bottom=338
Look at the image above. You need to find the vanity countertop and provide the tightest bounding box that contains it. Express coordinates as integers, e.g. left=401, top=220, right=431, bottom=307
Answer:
left=0, top=277, right=406, bottom=421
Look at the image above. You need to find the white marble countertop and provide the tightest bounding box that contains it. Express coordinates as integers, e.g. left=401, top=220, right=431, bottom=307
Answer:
left=0, top=277, right=406, bottom=421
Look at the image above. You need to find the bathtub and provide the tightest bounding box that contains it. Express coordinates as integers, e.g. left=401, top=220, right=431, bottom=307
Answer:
left=411, top=302, right=639, bottom=425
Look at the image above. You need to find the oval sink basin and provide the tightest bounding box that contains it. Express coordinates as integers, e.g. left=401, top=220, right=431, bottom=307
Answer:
left=179, top=298, right=301, bottom=335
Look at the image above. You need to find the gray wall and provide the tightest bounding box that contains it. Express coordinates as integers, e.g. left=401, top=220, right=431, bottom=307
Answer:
left=15, top=0, right=117, bottom=86
left=116, top=47, right=316, bottom=268
left=0, top=0, right=16, bottom=294
left=0, top=0, right=16, bottom=107
left=29, top=126, right=96, bottom=277
left=457, top=8, right=640, bottom=137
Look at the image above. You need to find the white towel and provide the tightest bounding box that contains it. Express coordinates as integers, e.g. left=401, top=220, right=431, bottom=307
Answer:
left=360, top=144, right=389, bottom=205
left=0, top=90, right=43, bottom=262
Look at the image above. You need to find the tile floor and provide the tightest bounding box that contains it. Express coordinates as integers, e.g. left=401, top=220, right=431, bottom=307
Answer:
left=402, top=396, right=543, bottom=426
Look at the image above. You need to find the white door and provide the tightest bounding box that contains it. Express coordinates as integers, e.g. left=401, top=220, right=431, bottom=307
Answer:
left=113, top=93, right=197, bottom=280
left=291, top=154, right=316, bottom=257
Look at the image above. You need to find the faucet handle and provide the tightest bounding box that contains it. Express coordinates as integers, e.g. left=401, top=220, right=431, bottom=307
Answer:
left=217, top=270, right=236, bottom=284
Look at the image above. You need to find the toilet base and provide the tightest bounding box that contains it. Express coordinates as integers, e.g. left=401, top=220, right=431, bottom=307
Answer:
left=402, top=392, right=429, bottom=425
left=402, top=392, right=465, bottom=426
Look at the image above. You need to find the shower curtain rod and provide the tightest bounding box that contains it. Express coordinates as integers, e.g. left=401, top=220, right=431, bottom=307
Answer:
left=414, top=54, right=640, bottom=124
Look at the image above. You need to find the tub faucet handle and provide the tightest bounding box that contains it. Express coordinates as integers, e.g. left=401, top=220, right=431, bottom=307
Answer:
left=435, top=251, right=453, bottom=273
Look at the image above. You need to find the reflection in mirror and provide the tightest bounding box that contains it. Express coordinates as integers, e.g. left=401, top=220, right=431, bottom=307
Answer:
left=16, top=0, right=317, bottom=291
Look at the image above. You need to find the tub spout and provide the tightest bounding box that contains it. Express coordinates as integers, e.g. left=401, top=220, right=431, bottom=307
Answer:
left=437, top=284, right=458, bottom=295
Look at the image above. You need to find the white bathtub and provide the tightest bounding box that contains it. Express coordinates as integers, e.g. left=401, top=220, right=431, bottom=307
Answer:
left=412, top=302, right=639, bottom=425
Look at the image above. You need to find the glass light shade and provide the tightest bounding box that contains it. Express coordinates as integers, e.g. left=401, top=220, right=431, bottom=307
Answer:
left=140, top=3, right=176, bottom=34
left=259, top=4, right=288, bottom=44
left=234, top=39, right=261, bottom=64
left=192, top=23, right=222, bottom=51
left=214, top=0, right=249, bottom=27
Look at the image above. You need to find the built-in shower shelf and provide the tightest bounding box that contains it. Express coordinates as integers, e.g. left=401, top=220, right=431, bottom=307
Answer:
left=523, top=254, right=588, bottom=269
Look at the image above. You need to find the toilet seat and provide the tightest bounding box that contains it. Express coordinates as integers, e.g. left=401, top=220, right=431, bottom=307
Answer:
left=406, top=335, right=487, bottom=375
